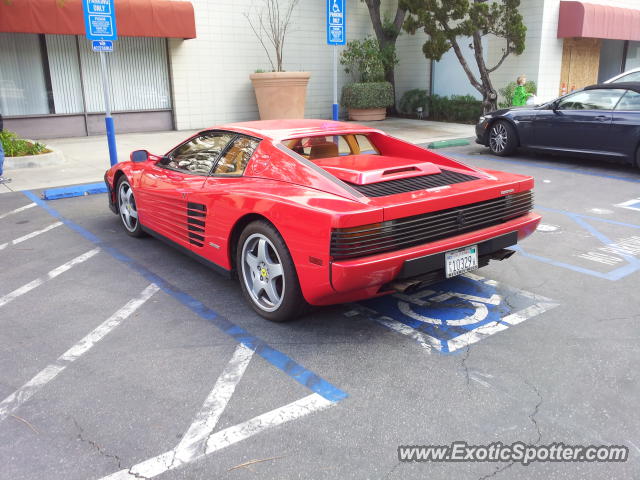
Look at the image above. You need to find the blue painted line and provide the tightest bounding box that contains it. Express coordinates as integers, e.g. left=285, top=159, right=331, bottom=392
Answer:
left=42, top=182, right=107, bottom=200
left=440, top=151, right=640, bottom=184
left=537, top=206, right=640, bottom=230
left=22, top=191, right=348, bottom=403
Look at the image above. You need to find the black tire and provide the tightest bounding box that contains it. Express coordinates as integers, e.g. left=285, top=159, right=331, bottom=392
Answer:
left=236, top=220, right=309, bottom=322
left=488, top=120, right=518, bottom=156
left=116, top=176, right=144, bottom=237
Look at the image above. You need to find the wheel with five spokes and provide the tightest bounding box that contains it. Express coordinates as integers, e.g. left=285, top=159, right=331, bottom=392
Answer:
left=237, top=221, right=308, bottom=322
left=116, top=176, right=144, bottom=237
left=488, top=120, right=518, bottom=156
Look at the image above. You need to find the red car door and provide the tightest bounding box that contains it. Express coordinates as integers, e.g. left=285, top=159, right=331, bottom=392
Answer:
left=136, top=131, right=236, bottom=249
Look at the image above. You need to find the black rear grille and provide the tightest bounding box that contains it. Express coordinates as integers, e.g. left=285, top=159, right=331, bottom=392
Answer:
left=187, top=202, right=206, bottom=247
left=331, top=191, right=533, bottom=260
left=347, top=169, right=479, bottom=197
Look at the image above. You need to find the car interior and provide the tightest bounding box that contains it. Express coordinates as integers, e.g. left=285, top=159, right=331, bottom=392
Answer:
left=284, top=134, right=379, bottom=161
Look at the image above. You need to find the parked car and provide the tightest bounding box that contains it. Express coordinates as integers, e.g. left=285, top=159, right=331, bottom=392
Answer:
left=105, top=120, right=540, bottom=321
left=605, top=67, right=640, bottom=84
left=476, top=82, right=640, bottom=166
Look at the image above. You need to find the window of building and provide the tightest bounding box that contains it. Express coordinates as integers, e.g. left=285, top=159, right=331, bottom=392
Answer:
left=164, top=132, right=235, bottom=175
left=615, top=90, right=640, bottom=111
left=557, top=89, right=625, bottom=110
left=0, top=33, right=50, bottom=115
left=0, top=33, right=171, bottom=117
left=212, top=136, right=260, bottom=175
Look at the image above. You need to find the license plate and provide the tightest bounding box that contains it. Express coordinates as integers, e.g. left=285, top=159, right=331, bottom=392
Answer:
left=445, top=245, right=479, bottom=278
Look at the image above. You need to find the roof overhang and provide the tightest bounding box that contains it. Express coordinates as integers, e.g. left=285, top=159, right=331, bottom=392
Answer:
left=558, top=1, right=640, bottom=41
left=0, top=0, right=196, bottom=39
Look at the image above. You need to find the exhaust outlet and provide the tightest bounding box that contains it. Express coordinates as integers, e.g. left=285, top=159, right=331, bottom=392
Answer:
left=491, top=248, right=516, bottom=261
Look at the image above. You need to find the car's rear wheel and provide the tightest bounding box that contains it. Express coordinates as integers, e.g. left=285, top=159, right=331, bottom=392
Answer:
left=116, top=176, right=144, bottom=237
left=237, top=221, right=308, bottom=322
left=488, top=120, right=518, bottom=156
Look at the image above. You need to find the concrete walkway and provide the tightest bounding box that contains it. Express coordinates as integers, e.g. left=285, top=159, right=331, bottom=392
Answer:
left=0, top=118, right=475, bottom=194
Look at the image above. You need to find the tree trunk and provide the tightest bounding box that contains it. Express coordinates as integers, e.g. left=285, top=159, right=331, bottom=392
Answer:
left=364, top=0, right=406, bottom=114
left=471, top=31, right=498, bottom=114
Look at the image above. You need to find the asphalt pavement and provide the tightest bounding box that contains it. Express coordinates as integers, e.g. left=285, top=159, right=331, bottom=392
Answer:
left=0, top=143, right=639, bottom=479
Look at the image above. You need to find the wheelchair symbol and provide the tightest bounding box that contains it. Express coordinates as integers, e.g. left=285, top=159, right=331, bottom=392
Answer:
left=395, top=286, right=503, bottom=327
left=332, top=0, right=341, bottom=13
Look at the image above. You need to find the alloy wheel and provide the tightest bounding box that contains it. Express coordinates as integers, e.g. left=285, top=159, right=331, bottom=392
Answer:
left=489, top=123, right=508, bottom=153
left=118, top=181, right=138, bottom=232
left=241, top=233, right=285, bottom=312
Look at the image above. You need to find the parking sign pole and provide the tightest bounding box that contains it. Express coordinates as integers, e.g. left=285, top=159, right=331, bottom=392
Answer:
left=333, top=45, right=338, bottom=121
left=99, top=52, right=118, bottom=167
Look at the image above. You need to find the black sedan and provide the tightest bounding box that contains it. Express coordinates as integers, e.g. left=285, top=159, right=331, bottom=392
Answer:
left=476, top=82, right=640, bottom=167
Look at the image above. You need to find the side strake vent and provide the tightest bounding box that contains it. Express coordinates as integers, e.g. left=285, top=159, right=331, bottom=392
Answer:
left=346, top=169, right=479, bottom=197
left=187, top=202, right=206, bottom=247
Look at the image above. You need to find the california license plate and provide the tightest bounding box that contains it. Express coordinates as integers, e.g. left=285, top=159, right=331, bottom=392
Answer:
left=445, top=245, right=479, bottom=278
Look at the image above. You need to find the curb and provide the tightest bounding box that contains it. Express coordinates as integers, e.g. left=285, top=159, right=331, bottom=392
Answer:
left=426, top=138, right=471, bottom=149
left=5, top=145, right=65, bottom=169
left=42, top=182, right=108, bottom=200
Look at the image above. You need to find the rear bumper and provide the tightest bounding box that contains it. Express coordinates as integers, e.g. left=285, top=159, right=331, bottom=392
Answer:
left=328, top=212, right=540, bottom=297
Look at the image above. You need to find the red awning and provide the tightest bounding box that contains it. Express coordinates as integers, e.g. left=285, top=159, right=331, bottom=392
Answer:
left=0, top=0, right=196, bottom=39
left=558, top=1, right=640, bottom=42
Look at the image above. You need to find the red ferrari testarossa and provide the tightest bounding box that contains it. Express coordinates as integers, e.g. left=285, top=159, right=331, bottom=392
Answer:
left=105, top=120, right=540, bottom=321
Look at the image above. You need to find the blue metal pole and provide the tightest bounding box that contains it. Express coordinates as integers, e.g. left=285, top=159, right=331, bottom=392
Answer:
left=332, top=45, right=339, bottom=121
left=99, top=51, right=118, bottom=166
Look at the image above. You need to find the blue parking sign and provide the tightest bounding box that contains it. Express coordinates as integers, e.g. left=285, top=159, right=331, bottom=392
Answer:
left=83, top=0, right=117, bottom=41
left=327, top=0, right=345, bottom=45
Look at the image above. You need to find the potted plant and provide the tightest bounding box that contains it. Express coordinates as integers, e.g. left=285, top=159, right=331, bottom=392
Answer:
left=340, top=37, right=396, bottom=121
left=244, top=0, right=310, bottom=120
left=341, top=82, right=395, bottom=121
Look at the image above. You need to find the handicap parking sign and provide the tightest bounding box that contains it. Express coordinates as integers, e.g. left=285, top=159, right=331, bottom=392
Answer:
left=356, top=273, right=558, bottom=354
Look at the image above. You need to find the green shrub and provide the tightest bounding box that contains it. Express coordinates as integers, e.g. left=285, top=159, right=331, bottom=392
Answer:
left=341, top=82, right=395, bottom=110
left=399, top=89, right=429, bottom=115
left=0, top=130, right=49, bottom=157
left=427, top=94, right=483, bottom=124
left=498, top=80, right=537, bottom=109
left=340, top=36, right=397, bottom=83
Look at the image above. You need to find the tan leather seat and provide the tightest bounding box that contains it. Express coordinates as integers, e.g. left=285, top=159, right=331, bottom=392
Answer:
left=309, top=142, right=339, bottom=160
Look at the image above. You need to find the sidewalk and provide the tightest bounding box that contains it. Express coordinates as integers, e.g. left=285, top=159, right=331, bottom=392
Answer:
left=0, top=118, right=475, bottom=194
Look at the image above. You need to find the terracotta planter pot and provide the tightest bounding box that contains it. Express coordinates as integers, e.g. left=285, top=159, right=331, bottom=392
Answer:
left=348, top=108, right=387, bottom=121
left=250, top=72, right=311, bottom=120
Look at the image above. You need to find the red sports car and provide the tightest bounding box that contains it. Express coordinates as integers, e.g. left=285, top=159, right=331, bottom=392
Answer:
left=105, top=120, right=540, bottom=321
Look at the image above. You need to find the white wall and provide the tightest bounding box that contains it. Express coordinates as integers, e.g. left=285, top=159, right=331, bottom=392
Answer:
left=432, top=38, right=485, bottom=99
left=394, top=29, right=430, bottom=101
left=168, top=0, right=367, bottom=130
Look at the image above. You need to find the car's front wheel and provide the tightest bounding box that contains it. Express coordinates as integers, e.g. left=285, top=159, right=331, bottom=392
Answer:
left=488, top=120, right=518, bottom=156
left=116, top=176, right=144, bottom=237
left=237, top=221, right=308, bottom=322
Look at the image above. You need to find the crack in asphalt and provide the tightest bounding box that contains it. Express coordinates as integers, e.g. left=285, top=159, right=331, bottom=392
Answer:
left=477, top=461, right=515, bottom=480
left=460, top=343, right=472, bottom=396
left=72, top=417, right=125, bottom=472
left=525, top=380, right=544, bottom=444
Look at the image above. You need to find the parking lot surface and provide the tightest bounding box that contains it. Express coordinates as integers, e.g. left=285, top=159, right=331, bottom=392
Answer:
left=1, top=144, right=639, bottom=479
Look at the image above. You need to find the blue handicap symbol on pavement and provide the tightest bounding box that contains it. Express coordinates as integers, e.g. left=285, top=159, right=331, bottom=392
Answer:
left=358, top=273, right=557, bottom=354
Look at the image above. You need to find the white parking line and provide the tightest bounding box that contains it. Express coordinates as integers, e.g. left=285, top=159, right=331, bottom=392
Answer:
left=0, top=222, right=63, bottom=251
left=175, top=344, right=254, bottom=462
left=0, top=203, right=36, bottom=220
left=100, top=393, right=333, bottom=480
left=0, top=283, right=159, bottom=423
left=0, top=248, right=100, bottom=308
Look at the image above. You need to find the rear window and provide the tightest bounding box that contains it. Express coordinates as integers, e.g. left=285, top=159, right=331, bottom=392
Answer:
left=283, top=134, right=379, bottom=160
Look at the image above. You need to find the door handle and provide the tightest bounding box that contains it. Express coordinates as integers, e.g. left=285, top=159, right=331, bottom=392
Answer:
left=594, top=115, right=609, bottom=121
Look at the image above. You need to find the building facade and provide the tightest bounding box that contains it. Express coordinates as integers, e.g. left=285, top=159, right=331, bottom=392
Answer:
left=0, top=0, right=429, bottom=139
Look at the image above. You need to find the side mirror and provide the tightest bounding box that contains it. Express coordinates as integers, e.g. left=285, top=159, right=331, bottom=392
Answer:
left=551, top=100, right=560, bottom=112
left=130, top=149, right=149, bottom=163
